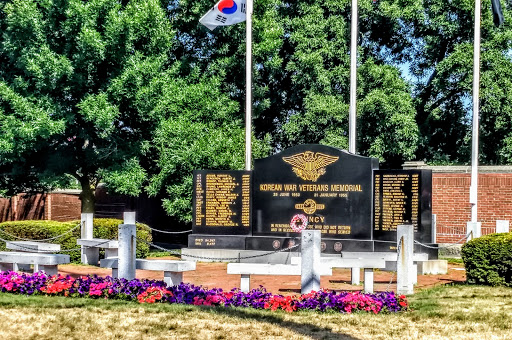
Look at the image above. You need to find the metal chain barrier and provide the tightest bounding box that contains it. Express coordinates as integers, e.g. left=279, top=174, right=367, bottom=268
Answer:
left=136, top=221, right=192, bottom=234
left=136, top=222, right=192, bottom=235
left=386, top=236, right=403, bottom=291
left=0, top=224, right=81, bottom=242
left=414, top=232, right=471, bottom=249
left=135, top=236, right=301, bottom=261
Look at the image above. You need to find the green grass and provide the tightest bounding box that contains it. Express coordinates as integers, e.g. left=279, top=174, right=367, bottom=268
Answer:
left=0, top=285, right=510, bottom=339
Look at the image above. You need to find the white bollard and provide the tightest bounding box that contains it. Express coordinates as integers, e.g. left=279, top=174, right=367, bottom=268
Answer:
left=351, top=268, right=360, bottom=285
left=397, top=224, right=414, bottom=295
left=118, top=224, right=136, bottom=280
left=363, top=268, right=374, bottom=293
left=80, top=213, right=97, bottom=264
left=496, top=220, right=509, bottom=234
left=124, top=212, right=136, bottom=225
left=301, top=230, right=321, bottom=294
left=466, top=222, right=482, bottom=241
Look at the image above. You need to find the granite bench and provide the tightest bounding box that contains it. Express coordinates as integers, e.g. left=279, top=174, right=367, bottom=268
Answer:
left=290, top=257, right=386, bottom=293
left=341, top=252, right=446, bottom=275
left=5, top=241, right=63, bottom=272
left=77, top=238, right=119, bottom=266
left=227, top=263, right=332, bottom=293
left=100, top=258, right=196, bottom=286
left=0, top=251, right=70, bottom=276
left=6, top=241, right=61, bottom=253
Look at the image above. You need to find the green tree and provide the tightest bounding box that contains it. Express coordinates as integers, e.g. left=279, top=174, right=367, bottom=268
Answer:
left=0, top=0, right=174, bottom=212
left=0, top=0, right=267, bottom=219
left=169, top=0, right=419, bottom=167
left=142, top=74, right=270, bottom=223
left=402, top=0, right=512, bottom=164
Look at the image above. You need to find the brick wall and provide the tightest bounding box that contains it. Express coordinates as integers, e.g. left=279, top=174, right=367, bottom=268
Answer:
left=48, top=193, right=82, bottom=222
left=401, top=162, right=512, bottom=244
left=0, top=192, right=81, bottom=223
left=433, top=173, right=512, bottom=243
left=0, top=194, right=47, bottom=221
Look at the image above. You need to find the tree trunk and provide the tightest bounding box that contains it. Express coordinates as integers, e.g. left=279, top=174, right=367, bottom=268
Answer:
left=79, top=179, right=96, bottom=213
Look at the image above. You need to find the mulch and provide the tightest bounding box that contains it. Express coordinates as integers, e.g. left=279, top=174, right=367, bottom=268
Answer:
left=57, top=258, right=466, bottom=295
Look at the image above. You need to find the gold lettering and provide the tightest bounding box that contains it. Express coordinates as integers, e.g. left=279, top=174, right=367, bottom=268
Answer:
left=260, top=184, right=283, bottom=191
left=308, top=216, right=325, bottom=223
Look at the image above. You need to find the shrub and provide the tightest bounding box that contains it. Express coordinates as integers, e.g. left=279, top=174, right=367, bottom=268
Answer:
left=0, top=219, right=153, bottom=263
left=68, top=218, right=152, bottom=259
left=461, top=232, right=512, bottom=286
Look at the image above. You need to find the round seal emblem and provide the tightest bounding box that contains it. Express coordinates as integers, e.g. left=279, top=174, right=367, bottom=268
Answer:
left=334, top=242, right=343, bottom=252
left=290, top=214, right=308, bottom=232
left=321, top=242, right=327, bottom=252
left=272, top=240, right=281, bottom=250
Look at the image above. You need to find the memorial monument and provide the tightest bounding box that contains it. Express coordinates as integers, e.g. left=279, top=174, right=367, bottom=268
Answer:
left=189, top=144, right=433, bottom=254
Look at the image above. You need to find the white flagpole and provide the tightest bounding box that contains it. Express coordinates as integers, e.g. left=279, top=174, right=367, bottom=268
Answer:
left=245, top=0, right=253, bottom=171
left=349, top=0, right=358, bottom=154
left=470, top=0, right=481, bottom=223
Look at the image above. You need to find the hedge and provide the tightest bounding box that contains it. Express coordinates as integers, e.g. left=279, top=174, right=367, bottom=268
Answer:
left=0, top=219, right=152, bottom=263
left=461, top=232, right=512, bottom=286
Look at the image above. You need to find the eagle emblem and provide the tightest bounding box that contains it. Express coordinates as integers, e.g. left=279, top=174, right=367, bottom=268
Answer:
left=282, top=151, right=339, bottom=182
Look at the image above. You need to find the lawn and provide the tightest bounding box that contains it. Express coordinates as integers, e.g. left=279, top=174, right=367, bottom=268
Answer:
left=0, top=284, right=510, bottom=339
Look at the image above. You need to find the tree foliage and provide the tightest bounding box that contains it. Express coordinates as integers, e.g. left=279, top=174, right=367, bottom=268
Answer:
left=170, top=0, right=419, bottom=166
left=402, top=0, right=512, bottom=164
left=1, top=0, right=512, bottom=224
left=0, top=0, right=256, bottom=217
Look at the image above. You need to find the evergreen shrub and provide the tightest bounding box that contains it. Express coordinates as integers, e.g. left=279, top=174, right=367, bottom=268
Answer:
left=0, top=219, right=152, bottom=263
left=461, top=232, right=512, bottom=286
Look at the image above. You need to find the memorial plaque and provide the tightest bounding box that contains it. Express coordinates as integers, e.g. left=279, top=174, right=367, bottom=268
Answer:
left=192, top=170, right=251, bottom=235
left=252, top=145, right=379, bottom=239
left=373, top=170, right=432, bottom=243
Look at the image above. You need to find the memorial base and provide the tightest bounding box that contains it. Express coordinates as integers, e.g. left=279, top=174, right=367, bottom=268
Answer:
left=187, top=234, right=431, bottom=255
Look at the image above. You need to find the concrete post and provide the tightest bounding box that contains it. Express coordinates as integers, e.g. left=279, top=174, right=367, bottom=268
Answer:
left=351, top=268, right=360, bottom=285
left=301, top=230, right=321, bottom=294
left=240, top=274, right=250, bottom=292
left=496, top=220, right=509, bottom=233
left=124, top=212, right=136, bottom=225
left=466, top=222, right=482, bottom=241
left=397, top=224, right=414, bottom=295
left=363, top=268, right=374, bottom=293
left=118, top=223, right=136, bottom=280
left=80, top=213, right=97, bottom=265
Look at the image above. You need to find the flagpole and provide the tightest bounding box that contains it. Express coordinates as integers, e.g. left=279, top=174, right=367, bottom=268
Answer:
left=470, top=0, right=481, bottom=223
left=349, top=0, right=358, bottom=154
left=245, top=0, right=253, bottom=171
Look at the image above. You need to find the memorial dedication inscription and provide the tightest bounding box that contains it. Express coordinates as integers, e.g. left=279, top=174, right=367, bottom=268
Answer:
left=252, top=145, right=379, bottom=240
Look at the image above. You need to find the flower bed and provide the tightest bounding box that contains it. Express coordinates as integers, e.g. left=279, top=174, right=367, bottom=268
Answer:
left=0, top=271, right=408, bottom=314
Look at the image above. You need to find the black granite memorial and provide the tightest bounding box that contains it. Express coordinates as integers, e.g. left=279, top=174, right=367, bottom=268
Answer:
left=247, top=144, right=378, bottom=252
left=373, top=169, right=433, bottom=252
left=189, top=144, right=434, bottom=254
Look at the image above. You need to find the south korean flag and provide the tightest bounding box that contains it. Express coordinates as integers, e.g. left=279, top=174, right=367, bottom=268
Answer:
left=199, top=0, right=247, bottom=31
